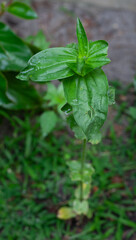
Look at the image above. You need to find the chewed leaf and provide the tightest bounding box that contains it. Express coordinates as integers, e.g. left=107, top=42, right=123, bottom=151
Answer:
left=76, top=18, right=88, bottom=57
left=63, top=69, right=109, bottom=143
left=57, top=207, right=75, bottom=220
left=17, top=47, right=77, bottom=82
left=108, top=86, right=115, bottom=105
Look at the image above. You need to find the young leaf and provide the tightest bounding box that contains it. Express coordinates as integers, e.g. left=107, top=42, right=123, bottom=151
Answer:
left=67, top=60, right=93, bottom=77
left=44, top=83, right=66, bottom=108
left=0, top=22, right=32, bottom=71
left=76, top=18, right=88, bottom=57
left=67, top=40, right=110, bottom=76
left=40, top=111, right=58, bottom=137
left=7, top=2, right=37, bottom=19
left=86, top=40, right=111, bottom=69
left=17, top=47, right=77, bottom=82
left=25, top=30, right=50, bottom=50
left=63, top=69, right=109, bottom=144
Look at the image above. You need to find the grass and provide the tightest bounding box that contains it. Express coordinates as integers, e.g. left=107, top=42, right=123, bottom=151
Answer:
left=0, top=81, right=136, bottom=240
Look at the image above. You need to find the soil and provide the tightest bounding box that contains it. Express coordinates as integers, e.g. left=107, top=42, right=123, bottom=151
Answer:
left=2, top=0, right=136, bottom=84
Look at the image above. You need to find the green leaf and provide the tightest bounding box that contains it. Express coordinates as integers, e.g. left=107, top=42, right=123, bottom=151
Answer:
left=88, top=132, right=102, bottom=145
left=76, top=18, right=88, bottom=57
left=57, top=207, right=75, bottom=220
left=68, top=60, right=93, bottom=77
left=44, top=83, right=66, bottom=109
left=25, top=30, right=50, bottom=50
left=67, top=160, right=94, bottom=182
left=67, top=114, right=86, bottom=140
left=0, top=22, right=32, bottom=71
left=75, top=183, right=91, bottom=200
left=67, top=160, right=81, bottom=182
left=1, top=72, right=41, bottom=110
left=127, top=107, right=136, bottom=120
left=82, top=163, right=95, bottom=182
left=0, top=72, right=11, bottom=106
left=66, top=42, right=78, bottom=50
left=7, top=2, right=37, bottom=19
left=108, top=86, right=115, bottom=105
left=40, top=111, right=58, bottom=137
left=63, top=69, right=109, bottom=144
left=73, top=199, right=89, bottom=215
left=17, top=47, right=77, bottom=82
left=67, top=40, right=110, bottom=76
left=86, top=40, right=111, bottom=69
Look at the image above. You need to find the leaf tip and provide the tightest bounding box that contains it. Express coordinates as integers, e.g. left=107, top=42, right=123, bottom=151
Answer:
left=76, top=17, right=81, bottom=25
left=16, top=72, right=28, bottom=81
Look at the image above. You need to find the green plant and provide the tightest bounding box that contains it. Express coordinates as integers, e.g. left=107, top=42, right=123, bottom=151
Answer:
left=25, top=30, right=50, bottom=51
left=0, top=1, right=50, bottom=112
left=17, top=18, right=115, bottom=219
left=39, top=83, right=66, bottom=138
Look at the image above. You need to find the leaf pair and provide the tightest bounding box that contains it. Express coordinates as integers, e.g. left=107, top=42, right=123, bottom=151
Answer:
left=57, top=200, right=92, bottom=220
left=17, top=18, right=110, bottom=82
left=67, top=160, right=94, bottom=183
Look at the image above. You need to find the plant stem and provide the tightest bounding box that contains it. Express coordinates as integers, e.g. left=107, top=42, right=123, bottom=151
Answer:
left=80, top=139, right=87, bottom=201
